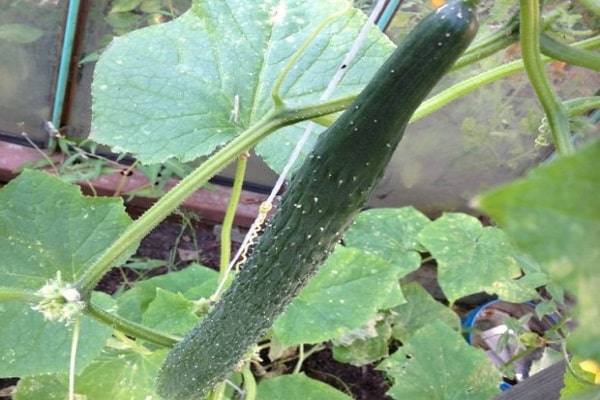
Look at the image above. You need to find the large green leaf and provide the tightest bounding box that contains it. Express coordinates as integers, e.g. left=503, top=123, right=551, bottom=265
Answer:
left=477, top=140, right=600, bottom=361
left=343, top=207, right=430, bottom=277
left=13, top=348, right=168, bottom=400
left=0, top=171, right=129, bottom=376
left=0, top=301, right=111, bottom=377
left=378, top=321, right=501, bottom=400
left=91, top=0, right=394, bottom=168
left=257, top=373, right=351, bottom=400
left=273, top=246, right=404, bottom=346
left=476, top=140, right=600, bottom=293
left=417, top=213, right=538, bottom=304
left=0, top=170, right=132, bottom=288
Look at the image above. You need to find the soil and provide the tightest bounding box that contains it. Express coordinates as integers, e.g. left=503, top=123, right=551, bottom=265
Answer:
left=0, top=212, right=392, bottom=400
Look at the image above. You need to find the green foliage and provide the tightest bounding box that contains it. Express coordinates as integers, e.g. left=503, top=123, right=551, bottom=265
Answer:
left=256, top=373, right=351, bottom=400
left=0, top=23, right=43, bottom=44
left=0, top=0, right=598, bottom=398
left=478, top=139, right=600, bottom=362
left=390, top=283, right=461, bottom=342
left=378, top=321, right=502, bottom=400
left=91, top=0, right=393, bottom=168
left=0, top=301, right=111, bottom=377
left=273, top=246, right=405, bottom=346
left=14, top=348, right=168, bottom=400
left=0, top=170, right=132, bottom=289
left=417, top=213, right=546, bottom=303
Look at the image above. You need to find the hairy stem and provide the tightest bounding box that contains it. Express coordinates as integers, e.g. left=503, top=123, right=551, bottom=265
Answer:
left=540, top=34, right=600, bottom=72
left=74, top=95, right=354, bottom=297
left=69, top=317, right=81, bottom=400
left=520, top=0, right=573, bottom=155
left=451, top=12, right=519, bottom=71
left=84, top=300, right=181, bottom=347
left=0, top=287, right=39, bottom=303
left=412, top=36, right=600, bottom=123
left=218, top=152, right=248, bottom=283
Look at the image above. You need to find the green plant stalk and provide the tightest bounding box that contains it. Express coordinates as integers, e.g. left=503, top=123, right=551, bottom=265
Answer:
left=0, top=287, right=39, bottom=303
left=271, top=5, right=350, bottom=107
left=207, top=384, right=226, bottom=400
left=218, top=153, right=248, bottom=283
left=84, top=300, right=180, bottom=348
left=74, top=95, right=354, bottom=297
left=540, top=34, right=600, bottom=72
left=565, top=96, right=600, bottom=116
left=411, top=35, right=600, bottom=123
left=520, top=0, right=573, bottom=155
left=451, top=12, right=519, bottom=71
left=452, top=9, right=600, bottom=73
left=69, top=316, right=81, bottom=400
left=241, top=363, right=257, bottom=400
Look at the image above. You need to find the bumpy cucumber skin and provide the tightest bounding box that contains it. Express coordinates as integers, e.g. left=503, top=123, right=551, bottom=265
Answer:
left=157, top=2, right=478, bottom=399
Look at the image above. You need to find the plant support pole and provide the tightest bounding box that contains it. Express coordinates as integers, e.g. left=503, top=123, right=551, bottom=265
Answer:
left=49, top=0, right=81, bottom=150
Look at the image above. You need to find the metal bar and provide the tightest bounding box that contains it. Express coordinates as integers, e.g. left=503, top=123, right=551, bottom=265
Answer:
left=49, top=0, right=81, bottom=149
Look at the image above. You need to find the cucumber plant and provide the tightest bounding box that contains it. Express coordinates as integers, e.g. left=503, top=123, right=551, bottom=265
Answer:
left=156, top=1, right=480, bottom=397
left=0, top=0, right=598, bottom=399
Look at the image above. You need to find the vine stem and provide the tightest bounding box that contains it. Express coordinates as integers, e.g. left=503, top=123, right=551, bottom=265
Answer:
left=218, top=152, right=248, bottom=283
left=519, top=0, right=574, bottom=155
left=411, top=36, right=600, bottom=123
left=241, top=363, right=257, bottom=400
left=68, top=316, right=81, bottom=400
left=84, top=300, right=181, bottom=347
left=74, top=96, right=353, bottom=297
left=0, top=287, right=40, bottom=303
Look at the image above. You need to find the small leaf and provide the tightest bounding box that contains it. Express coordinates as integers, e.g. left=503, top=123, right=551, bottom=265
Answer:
left=116, top=264, right=218, bottom=323
left=417, top=213, right=528, bottom=303
left=257, top=373, right=351, bottom=400
left=332, top=317, right=392, bottom=366
left=273, top=246, right=404, bottom=346
left=0, top=24, right=43, bottom=44
left=344, top=207, right=430, bottom=277
left=390, top=282, right=460, bottom=342
left=378, top=321, right=501, bottom=400
left=142, top=288, right=200, bottom=336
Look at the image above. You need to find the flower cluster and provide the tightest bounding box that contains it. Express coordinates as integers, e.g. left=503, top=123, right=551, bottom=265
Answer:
left=31, top=271, right=85, bottom=325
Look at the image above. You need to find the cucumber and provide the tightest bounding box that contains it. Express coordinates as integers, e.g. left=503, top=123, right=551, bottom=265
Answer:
left=157, top=1, right=479, bottom=398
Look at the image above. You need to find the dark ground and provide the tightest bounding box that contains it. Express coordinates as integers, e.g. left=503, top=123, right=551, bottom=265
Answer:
left=0, top=214, right=392, bottom=400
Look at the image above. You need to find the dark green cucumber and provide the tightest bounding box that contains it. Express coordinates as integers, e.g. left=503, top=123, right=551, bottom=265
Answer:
left=157, top=2, right=478, bottom=398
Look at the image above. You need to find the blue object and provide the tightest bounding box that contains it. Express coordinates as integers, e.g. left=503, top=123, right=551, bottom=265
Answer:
left=462, top=299, right=559, bottom=391
left=50, top=0, right=81, bottom=148
left=376, top=0, right=403, bottom=31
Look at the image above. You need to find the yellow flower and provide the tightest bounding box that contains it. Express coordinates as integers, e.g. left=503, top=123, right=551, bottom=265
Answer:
left=579, top=359, right=600, bottom=384
left=430, top=0, right=446, bottom=9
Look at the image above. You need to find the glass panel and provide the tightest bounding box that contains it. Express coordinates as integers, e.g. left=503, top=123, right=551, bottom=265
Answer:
left=0, top=1, right=67, bottom=141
